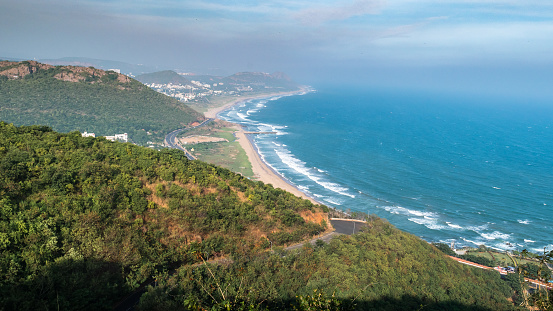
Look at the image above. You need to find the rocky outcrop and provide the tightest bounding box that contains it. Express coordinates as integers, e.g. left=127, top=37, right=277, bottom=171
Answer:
left=0, top=60, right=131, bottom=84
left=0, top=60, right=53, bottom=79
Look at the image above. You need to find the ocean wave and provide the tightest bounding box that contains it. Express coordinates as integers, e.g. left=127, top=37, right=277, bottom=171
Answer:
left=531, top=244, right=553, bottom=253
left=480, top=231, right=511, bottom=240
left=246, top=109, right=258, bottom=116
left=236, top=112, right=251, bottom=121
left=381, top=205, right=437, bottom=218
left=258, top=123, right=288, bottom=135
left=466, top=224, right=489, bottom=233
left=446, top=222, right=463, bottom=230
left=517, top=219, right=531, bottom=225
left=524, top=239, right=535, bottom=243
left=325, top=197, right=343, bottom=206
left=461, top=237, right=482, bottom=246
left=274, top=148, right=355, bottom=198
left=297, top=185, right=310, bottom=192
left=408, top=217, right=445, bottom=230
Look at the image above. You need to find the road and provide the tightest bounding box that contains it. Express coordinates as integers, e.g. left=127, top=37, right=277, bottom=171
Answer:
left=164, top=118, right=213, bottom=160
left=449, top=256, right=553, bottom=291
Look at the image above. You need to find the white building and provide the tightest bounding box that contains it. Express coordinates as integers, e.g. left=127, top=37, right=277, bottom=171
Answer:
left=81, top=132, right=95, bottom=138
left=105, top=133, right=128, bottom=142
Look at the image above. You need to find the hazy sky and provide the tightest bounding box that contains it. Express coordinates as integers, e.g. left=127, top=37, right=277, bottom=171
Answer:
left=1, top=0, right=553, bottom=98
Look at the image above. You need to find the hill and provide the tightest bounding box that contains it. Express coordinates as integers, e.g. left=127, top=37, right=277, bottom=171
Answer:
left=0, top=123, right=521, bottom=310
left=222, top=71, right=298, bottom=90
left=0, top=61, right=202, bottom=145
left=135, top=70, right=192, bottom=86
left=0, top=122, right=327, bottom=310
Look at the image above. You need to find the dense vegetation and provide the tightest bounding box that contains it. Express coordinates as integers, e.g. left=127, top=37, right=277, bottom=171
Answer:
left=138, top=219, right=517, bottom=311
left=0, top=61, right=202, bottom=145
left=0, top=122, right=325, bottom=310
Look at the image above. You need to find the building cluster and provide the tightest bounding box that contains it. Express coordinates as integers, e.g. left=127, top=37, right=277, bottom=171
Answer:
left=145, top=81, right=228, bottom=102
left=81, top=132, right=128, bottom=143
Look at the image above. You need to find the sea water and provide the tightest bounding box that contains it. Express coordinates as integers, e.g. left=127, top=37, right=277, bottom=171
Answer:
left=219, top=86, right=553, bottom=252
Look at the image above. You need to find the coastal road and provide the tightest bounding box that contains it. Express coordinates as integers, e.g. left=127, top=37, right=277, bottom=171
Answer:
left=164, top=118, right=213, bottom=160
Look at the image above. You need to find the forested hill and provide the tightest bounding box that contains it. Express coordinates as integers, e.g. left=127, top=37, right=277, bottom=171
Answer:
left=0, top=60, right=202, bottom=145
left=0, top=123, right=519, bottom=310
left=0, top=122, right=327, bottom=310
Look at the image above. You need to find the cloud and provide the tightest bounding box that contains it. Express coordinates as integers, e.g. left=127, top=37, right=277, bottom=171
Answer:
left=295, top=0, right=386, bottom=25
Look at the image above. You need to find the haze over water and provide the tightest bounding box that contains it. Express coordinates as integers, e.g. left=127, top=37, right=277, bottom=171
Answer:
left=221, top=86, right=553, bottom=253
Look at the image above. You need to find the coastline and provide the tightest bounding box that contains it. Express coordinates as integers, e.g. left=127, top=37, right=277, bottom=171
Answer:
left=204, top=87, right=321, bottom=205
left=204, top=88, right=309, bottom=119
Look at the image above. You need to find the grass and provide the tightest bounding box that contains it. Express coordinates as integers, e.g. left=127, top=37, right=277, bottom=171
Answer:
left=179, top=123, right=254, bottom=178
left=192, top=139, right=253, bottom=178
left=466, top=250, right=538, bottom=267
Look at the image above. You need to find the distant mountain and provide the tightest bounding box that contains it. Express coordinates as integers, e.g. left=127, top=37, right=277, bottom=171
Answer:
left=0, top=60, right=202, bottom=144
left=222, top=71, right=299, bottom=90
left=139, top=70, right=301, bottom=93
left=135, top=70, right=192, bottom=86
left=39, top=57, right=157, bottom=76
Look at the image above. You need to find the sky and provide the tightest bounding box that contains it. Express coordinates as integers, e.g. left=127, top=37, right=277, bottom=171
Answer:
left=1, top=0, right=553, bottom=99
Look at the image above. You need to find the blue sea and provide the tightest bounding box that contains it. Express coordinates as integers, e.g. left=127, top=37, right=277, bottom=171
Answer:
left=219, top=86, right=553, bottom=253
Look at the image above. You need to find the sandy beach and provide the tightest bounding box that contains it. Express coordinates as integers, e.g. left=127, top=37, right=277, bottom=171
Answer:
left=205, top=88, right=320, bottom=205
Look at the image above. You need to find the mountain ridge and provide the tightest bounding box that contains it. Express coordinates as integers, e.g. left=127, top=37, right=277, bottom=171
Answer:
left=0, top=60, right=202, bottom=144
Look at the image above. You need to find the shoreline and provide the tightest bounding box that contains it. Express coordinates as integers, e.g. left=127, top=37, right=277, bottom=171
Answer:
left=205, top=87, right=322, bottom=205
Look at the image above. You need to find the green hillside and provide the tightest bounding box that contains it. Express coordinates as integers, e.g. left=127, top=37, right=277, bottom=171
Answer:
left=222, top=71, right=299, bottom=90
left=0, top=122, right=326, bottom=310
left=0, top=123, right=521, bottom=310
left=0, top=61, right=202, bottom=145
left=139, top=221, right=517, bottom=311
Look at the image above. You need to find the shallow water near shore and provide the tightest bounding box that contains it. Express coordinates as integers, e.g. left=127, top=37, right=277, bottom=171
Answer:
left=219, top=86, right=553, bottom=252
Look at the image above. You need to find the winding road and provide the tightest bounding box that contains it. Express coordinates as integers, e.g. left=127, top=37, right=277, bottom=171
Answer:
left=164, top=118, right=213, bottom=160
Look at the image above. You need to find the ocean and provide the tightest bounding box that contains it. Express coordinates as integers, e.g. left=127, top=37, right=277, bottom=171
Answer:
left=219, top=86, right=553, bottom=253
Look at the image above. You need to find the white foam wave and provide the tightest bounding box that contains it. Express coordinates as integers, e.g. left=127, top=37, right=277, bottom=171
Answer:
left=461, top=237, right=482, bottom=246
left=446, top=222, right=463, bottom=230
left=258, top=123, right=287, bottom=135
left=325, top=197, right=342, bottom=206
left=381, top=205, right=437, bottom=218
left=480, top=231, right=511, bottom=240
left=517, top=219, right=531, bottom=225
left=532, top=244, right=553, bottom=253
left=297, top=185, right=309, bottom=192
left=408, top=217, right=445, bottom=230
left=466, top=224, right=488, bottom=232
left=524, top=239, right=535, bottom=243
left=236, top=112, right=250, bottom=121
left=274, top=148, right=355, bottom=198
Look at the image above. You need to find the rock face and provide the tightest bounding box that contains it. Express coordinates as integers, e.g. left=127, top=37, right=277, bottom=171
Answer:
left=0, top=60, right=53, bottom=78
left=0, top=60, right=131, bottom=84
